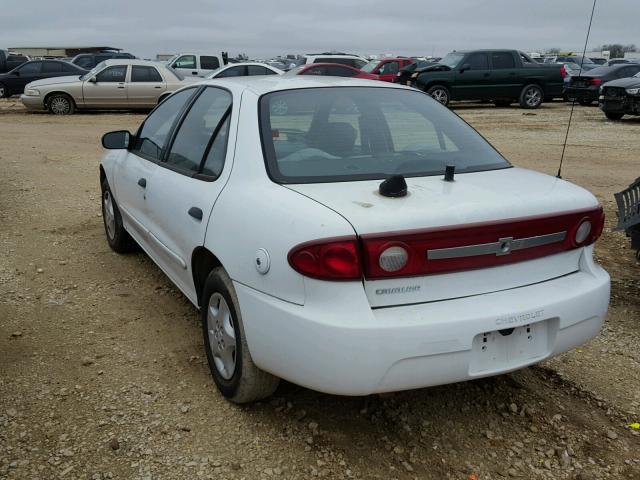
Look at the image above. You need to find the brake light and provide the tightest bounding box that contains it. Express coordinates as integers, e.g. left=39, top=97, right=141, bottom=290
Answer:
left=288, top=237, right=361, bottom=280
left=589, top=78, right=602, bottom=86
left=560, top=65, right=567, bottom=78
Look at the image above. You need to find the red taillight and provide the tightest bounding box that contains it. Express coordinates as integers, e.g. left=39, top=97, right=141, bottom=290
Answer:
left=361, top=207, right=604, bottom=279
left=560, top=65, right=567, bottom=78
left=589, top=78, right=602, bottom=86
left=288, top=237, right=362, bottom=280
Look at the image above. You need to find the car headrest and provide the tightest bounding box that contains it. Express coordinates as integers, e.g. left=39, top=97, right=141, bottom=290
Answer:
left=310, top=122, right=357, bottom=157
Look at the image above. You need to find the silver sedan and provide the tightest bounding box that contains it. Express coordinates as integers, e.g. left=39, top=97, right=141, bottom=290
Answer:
left=21, top=59, right=196, bottom=114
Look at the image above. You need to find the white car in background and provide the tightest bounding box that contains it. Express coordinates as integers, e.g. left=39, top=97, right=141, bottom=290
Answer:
left=297, top=52, right=368, bottom=69
left=167, top=53, right=228, bottom=77
left=205, top=62, right=283, bottom=79
left=99, top=76, right=609, bottom=403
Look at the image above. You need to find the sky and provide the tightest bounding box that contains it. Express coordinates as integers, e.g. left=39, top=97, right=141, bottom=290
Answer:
left=1, top=0, right=637, bottom=60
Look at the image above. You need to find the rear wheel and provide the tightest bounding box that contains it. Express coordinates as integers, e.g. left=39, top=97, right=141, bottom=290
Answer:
left=426, top=85, right=450, bottom=106
left=605, top=112, right=624, bottom=120
left=47, top=93, right=75, bottom=115
left=519, top=84, right=543, bottom=109
left=100, top=178, right=138, bottom=253
left=0, top=83, right=7, bottom=98
left=202, top=267, right=280, bottom=403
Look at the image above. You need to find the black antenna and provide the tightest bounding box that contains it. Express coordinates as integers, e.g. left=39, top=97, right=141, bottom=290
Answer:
left=557, top=0, right=598, bottom=179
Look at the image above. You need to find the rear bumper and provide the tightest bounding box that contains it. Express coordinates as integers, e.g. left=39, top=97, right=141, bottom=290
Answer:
left=236, top=253, right=609, bottom=396
left=564, top=86, right=599, bottom=101
left=20, top=95, right=46, bottom=111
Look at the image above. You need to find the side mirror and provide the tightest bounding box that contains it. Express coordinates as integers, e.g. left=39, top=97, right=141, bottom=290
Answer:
left=459, top=63, right=471, bottom=73
left=89, top=76, right=97, bottom=83
left=102, top=130, right=131, bottom=150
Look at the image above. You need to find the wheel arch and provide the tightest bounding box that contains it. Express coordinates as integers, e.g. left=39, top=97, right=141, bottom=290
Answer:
left=44, top=90, right=77, bottom=110
left=192, top=247, right=224, bottom=307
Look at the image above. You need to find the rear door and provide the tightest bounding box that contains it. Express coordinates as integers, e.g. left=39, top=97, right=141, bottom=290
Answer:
left=143, top=86, right=234, bottom=299
left=83, top=64, right=128, bottom=107
left=41, top=61, right=68, bottom=80
left=128, top=65, right=166, bottom=107
left=200, top=55, right=221, bottom=76
left=453, top=52, right=492, bottom=100
left=113, top=88, right=197, bottom=252
left=488, top=51, right=520, bottom=98
left=214, top=65, right=247, bottom=78
left=10, top=61, right=43, bottom=95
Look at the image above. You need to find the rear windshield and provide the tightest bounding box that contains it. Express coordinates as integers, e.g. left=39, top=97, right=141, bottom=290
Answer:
left=260, top=87, right=510, bottom=184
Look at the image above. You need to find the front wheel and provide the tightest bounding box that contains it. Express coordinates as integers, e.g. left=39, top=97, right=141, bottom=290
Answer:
left=519, top=84, right=543, bottom=109
left=47, top=93, right=75, bottom=115
left=202, top=267, right=279, bottom=403
left=100, top=178, right=138, bottom=253
left=0, top=83, right=7, bottom=98
left=605, top=112, right=624, bottom=120
left=426, top=85, right=450, bottom=106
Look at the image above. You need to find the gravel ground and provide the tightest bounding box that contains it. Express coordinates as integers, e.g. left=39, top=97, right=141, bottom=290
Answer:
left=1, top=98, right=639, bottom=480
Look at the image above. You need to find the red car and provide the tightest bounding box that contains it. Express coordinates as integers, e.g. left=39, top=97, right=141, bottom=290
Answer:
left=287, top=63, right=379, bottom=80
left=360, top=57, right=415, bottom=82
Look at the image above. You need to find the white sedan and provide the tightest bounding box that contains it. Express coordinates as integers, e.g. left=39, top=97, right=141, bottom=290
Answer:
left=205, top=62, right=283, bottom=79
left=99, top=76, right=610, bottom=403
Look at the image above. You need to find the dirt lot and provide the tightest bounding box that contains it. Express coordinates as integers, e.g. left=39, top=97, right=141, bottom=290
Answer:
left=1, top=98, right=639, bottom=480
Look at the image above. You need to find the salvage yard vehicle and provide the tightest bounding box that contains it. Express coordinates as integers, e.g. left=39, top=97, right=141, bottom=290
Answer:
left=360, top=57, right=415, bottom=82
left=167, top=52, right=229, bottom=77
left=394, top=59, right=438, bottom=85
left=565, top=63, right=640, bottom=106
left=599, top=72, right=640, bottom=119
left=0, top=49, right=29, bottom=74
left=285, top=63, right=379, bottom=80
left=412, top=49, right=564, bottom=108
left=0, top=60, right=86, bottom=98
left=296, top=52, right=368, bottom=69
left=71, top=51, right=136, bottom=69
left=21, top=59, right=195, bottom=114
left=99, top=76, right=610, bottom=403
left=205, top=62, right=283, bottom=79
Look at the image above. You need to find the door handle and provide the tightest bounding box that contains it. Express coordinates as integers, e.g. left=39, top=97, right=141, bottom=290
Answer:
left=188, top=207, right=203, bottom=221
left=154, top=86, right=162, bottom=89
left=137, top=178, right=146, bottom=188
left=192, top=71, right=198, bottom=75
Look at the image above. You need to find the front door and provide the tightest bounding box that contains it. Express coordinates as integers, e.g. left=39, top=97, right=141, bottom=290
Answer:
left=82, top=64, right=128, bottom=107
left=171, top=54, right=199, bottom=77
left=376, top=60, right=401, bottom=82
left=143, top=86, right=234, bottom=301
left=127, top=65, right=167, bottom=108
left=452, top=52, right=492, bottom=100
left=112, top=88, right=198, bottom=251
left=8, top=61, right=43, bottom=95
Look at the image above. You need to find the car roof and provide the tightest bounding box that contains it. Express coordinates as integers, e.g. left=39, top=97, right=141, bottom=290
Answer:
left=301, top=63, right=359, bottom=69
left=102, top=59, right=166, bottom=67
left=305, top=53, right=365, bottom=58
left=197, top=75, right=405, bottom=96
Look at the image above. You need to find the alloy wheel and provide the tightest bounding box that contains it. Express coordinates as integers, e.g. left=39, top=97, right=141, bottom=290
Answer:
left=430, top=88, right=448, bottom=105
left=50, top=96, right=71, bottom=114
left=207, top=293, right=237, bottom=380
left=102, top=190, right=116, bottom=240
left=524, top=88, right=541, bottom=107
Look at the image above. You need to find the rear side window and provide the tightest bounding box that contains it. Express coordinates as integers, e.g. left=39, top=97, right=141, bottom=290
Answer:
left=326, top=65, right=356, bottom=77
left=75, top=56, right=94, bottom=68
left=17, top=62, right=42, bottom=74
left=491, top=52, right=516, bottom=69
left=63, top=62, right=81, bottom=72
left=132, top=88, right=196, bottom=161
left=131, top=66, right=163, bottom=82
left=42, top=62, right=63, bottom=73
left=201, top=56, right=220, bottom=70
left=466, top=53, right=489, bottom=70
left=247, top=65, right=272, bottom=76
left=96, top=65, right=127, bottom=82
left=260, top=87, right=509, bottom=183
left=165, top=88, right=232, bottom=173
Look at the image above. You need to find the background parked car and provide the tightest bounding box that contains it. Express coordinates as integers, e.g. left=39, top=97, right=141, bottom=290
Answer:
left=295, top=53, right=368, bottom=69
left=590, top=57, right=607, bottom=65
left=0, top=60, right=87, bottom=98
left=394, top=60, right=438, bottom=85
left=360, top=57, right=414, bottom=82
left=21, top=59, right=194, bottom=114
left=565, top=63, right=640, bottom=105
left=606, top=58, right=638, bottom=66
left=599, top=72, right=640, bottom=119
left=285, top=63, right=379, bottom=80
left=206, top=62, right=283, bottom=79
left=543, top=55, right=598, bottom=71
left=166, top=52, right=229, bottom=77
left=0, top=49, right=29, bottom=73
left=71, top=51, right=136, bottom=69
left=413, top=49, right=563, bottom=108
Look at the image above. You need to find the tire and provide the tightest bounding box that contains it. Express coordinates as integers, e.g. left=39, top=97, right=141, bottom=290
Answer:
left=605, top=112, right=624, bottom=120
left=47, top=93, right=75, bottom=115
left=519, top=84, right=543, bottom=109
left=426, top=85, right=450, bottom=106
left=578, top=98, right=593, bottom=106
left=494, top=99, right=512, bottom=107
left=202, top=267, right=280, bottom=403
left=0, top=83, right=7, bottom=98
left=100, top=178, right=138, bottom=253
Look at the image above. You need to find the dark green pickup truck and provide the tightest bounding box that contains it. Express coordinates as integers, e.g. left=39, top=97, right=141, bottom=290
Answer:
left=411, top=50, right=564, bottom=109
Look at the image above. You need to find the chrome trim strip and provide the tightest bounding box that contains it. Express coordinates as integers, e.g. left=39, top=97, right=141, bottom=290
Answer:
left=427, top=231, right=566, bottom=260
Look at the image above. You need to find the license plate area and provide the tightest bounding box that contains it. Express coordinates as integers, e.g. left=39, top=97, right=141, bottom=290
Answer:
left=469, top=319, right=557, bottom=375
